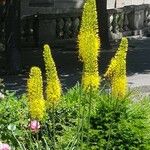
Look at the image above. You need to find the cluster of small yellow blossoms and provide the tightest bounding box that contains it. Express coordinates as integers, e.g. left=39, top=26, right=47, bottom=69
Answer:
left=78, top=0, right=101, bottom=90
left=104, top=37, right=128, bottom=98
left=27, top=67, right=45, bottom=120
left=43, top=44, right=61, bottom=106
left=82, top=71, right=100, bottom=90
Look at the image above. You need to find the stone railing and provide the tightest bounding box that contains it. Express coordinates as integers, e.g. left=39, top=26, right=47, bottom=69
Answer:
left=108, top=4, right=150, bottom=40
left=2, top=4, right=150, bottom=49
left=21, top=13, right=81, bottom=48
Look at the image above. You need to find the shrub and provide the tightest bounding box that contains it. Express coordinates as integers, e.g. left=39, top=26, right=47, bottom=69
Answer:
left=89, top=95, right=150, bottom=149
left=58, top=89, right=150, bottom=149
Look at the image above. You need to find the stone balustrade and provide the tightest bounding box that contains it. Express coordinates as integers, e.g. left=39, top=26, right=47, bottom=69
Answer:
left=21, top=13, right=81, bottom=47
left=108, top=4, right=150, bottom=40
left=107, top=0, right=150, bottom=9
left=1, top=1, right=150, bottom=48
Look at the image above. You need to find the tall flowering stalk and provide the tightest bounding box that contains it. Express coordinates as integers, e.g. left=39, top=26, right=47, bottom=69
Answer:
left=78, top=0, right=101, bottom=91
left=77, top=0, right=101, bottom=148
left=43, top=44, right=61, bottom=106
left=27, top=67, right=45, bottom=120
left=104, top=37, right=128, bottom=98
left=43, top=44, right=61, bottom=149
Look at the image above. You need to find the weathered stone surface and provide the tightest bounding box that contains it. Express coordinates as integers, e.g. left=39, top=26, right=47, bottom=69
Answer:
left=133, top=9, right=144, bottom=29
left=132, top=0, right=143, bottom=5
left=144, top=0, right=150, bottom=4
left=116, top=0, right=124, bottom=8
left=107, top=0, right=116, bottom=9
left=124, top=0, right=132, bottom=6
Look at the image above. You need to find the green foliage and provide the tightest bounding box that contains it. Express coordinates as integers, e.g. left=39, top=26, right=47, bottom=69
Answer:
left=89, top=95, right=150, bottom=149
left=55, top=86, right=150, bottom=149
left=1, top=87, right=150, bottom=150
left=0, top=92, right=28, bottom=148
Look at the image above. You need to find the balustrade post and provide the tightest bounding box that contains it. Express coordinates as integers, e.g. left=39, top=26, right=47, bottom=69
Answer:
left=72, top=17, right=80, bottom=38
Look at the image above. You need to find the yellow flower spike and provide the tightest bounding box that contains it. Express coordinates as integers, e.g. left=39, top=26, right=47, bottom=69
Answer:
left=43, top=44, right=58, bottom=81
left=79, top=0, right=99, bottom=34
left=43, top=44, right=61, bottom=106
left=27, top=67, right=45, bottom=120
left=104, top=37, right=128, bottom=98
left=78, top=0, right=101, bottom=91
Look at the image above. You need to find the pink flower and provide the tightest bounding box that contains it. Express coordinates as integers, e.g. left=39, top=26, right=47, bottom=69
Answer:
left=28, top=120, right=40, bottom=133
left=0, top=143, right=11, bottom=150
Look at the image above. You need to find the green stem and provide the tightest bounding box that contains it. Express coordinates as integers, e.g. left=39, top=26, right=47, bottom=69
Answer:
left=52, top=102, right=56, bottom=150
left=106, top=124, right=112, bottom=150
left=87, top=87, right=92, bottom=146
left=77, top=85, right=82, bottom=149
left=81, top=104, right=85, bottom=150
left=12, top=131, right=24, bottom=150
left=36, top=131, right=39, bottom=149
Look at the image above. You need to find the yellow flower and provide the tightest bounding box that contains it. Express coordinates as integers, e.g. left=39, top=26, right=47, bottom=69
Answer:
left=79, top=0, right=99, bottom=33
left=28, top=98, right=45, bottom=120
left=43, top=44, right=58, bottom=81
left=104, top=38, right=128, bottom=97
left=43, top=44, right=61, bottom=106
left=46, top=80, right=61, bottom=105
left=78, top=31, right=100, bottom=62
left=111, top=76, right=127, bottom=98
left=82, top=72, right=100, bottom=91
left=78, top=0, right=101, bottom=90
left=27, top=67, right=45, bottom=120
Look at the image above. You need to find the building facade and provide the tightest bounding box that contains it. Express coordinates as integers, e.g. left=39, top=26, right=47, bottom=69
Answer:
left=20, top=0, right=150, bottom=47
